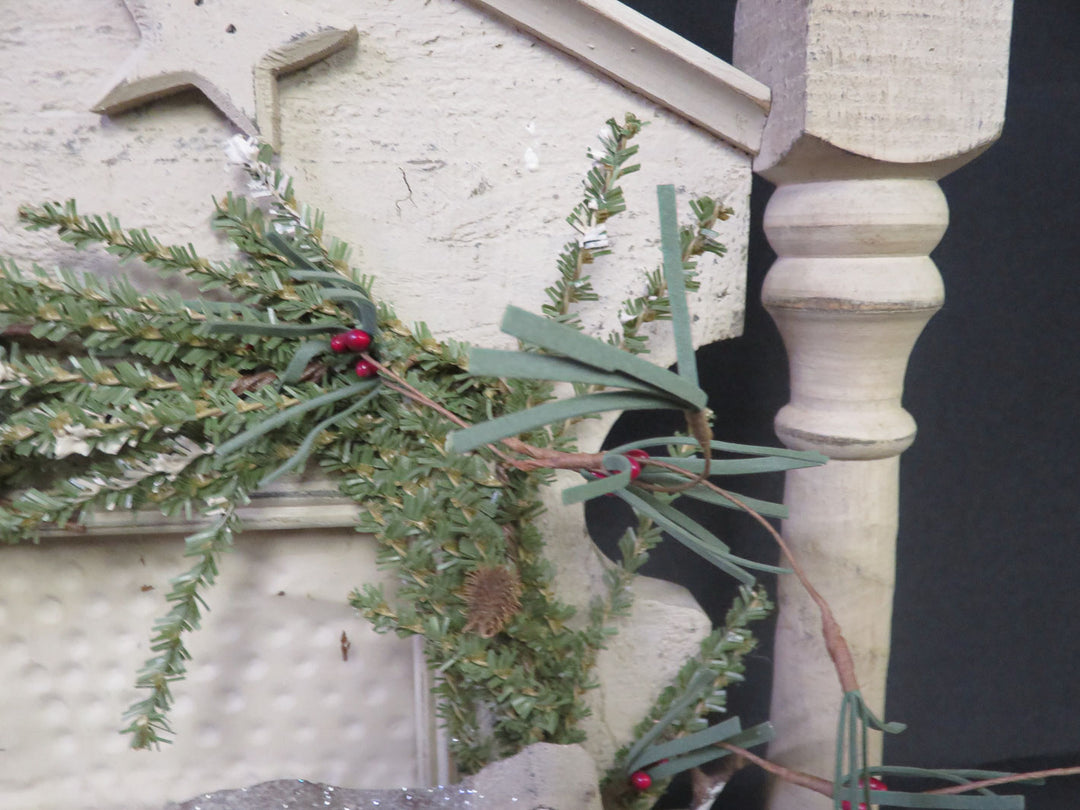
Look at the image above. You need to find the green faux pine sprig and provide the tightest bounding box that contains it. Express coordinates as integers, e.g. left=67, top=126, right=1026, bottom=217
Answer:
left=1, top=186, right=397, bottom=747
left=543, top=114, right=645, bottom=329
left=600, top=585, right=772, bottom=810
left=613, top=194, right=732, bottom=356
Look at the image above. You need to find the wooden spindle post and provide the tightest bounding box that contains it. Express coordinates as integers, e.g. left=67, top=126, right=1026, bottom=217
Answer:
left=732, top=3, right=1014, bottom=807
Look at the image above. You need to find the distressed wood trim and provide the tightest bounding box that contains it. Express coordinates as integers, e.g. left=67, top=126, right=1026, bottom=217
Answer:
left=464, top=0, right=770, bottom=154
left=44, top=478, right=359, bottom=536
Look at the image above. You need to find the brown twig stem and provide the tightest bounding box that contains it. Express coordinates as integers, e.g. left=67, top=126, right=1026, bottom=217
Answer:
left=925, top=766, right=1080, bottom=795
left=361, top=354, right=471, bottom=429
left=717, top=743, right=833, bottom=797
left=697, top=478, right=860, bottom=694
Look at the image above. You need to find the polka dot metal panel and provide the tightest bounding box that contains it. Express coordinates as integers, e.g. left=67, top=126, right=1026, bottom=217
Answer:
left=0, top=528, right=430, bottom=809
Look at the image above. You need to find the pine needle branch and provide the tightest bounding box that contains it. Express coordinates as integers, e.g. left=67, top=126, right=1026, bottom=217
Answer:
left=122, top=506, right=241, bottom=749
left=600, top=584, right=772, bottom=809
left=612, top=195, right=732, bottom=355
left=543, top=114, right=646, bottom=329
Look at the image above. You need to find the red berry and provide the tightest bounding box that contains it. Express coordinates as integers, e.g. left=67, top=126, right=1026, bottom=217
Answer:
left=330, top=333, right=349, bottom=353
left=624, top=450, right=649, bottom=479
left=841, top=777, right=886, bottom=810
left=354, top=360, right=377, bottom=378
left=344, top=329, right=372, bottom=352
left=629, top=771, right=652, bottom=791
left=601, top=454, right=644, bottom=481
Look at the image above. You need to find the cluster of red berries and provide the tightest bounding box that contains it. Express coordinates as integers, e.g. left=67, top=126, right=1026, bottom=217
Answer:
left=841, top=776, right=888, bottom=810
left=330, top=328, right=377, bottom=378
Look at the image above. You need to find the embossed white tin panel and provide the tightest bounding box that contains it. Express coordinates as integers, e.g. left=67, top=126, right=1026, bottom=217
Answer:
left=0, top=526, right=427, bottom=810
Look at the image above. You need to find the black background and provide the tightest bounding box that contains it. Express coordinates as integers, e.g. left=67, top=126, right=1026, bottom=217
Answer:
left=585, top=2, right=1080, bottom=807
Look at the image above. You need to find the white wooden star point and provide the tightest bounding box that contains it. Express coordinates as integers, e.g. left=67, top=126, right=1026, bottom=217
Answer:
left=93, top=0, right=357, bottom=147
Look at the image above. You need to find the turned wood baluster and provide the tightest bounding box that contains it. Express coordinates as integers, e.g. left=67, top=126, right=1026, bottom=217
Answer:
left=733, top=2, right=1014, bottom=808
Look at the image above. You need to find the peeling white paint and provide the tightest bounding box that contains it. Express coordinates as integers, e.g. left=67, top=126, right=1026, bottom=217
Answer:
left=522, top=145, right=540, bottom=170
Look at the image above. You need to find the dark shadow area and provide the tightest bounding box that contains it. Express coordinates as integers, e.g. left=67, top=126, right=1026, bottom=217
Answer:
left=886, top=0, right=1080, bottom=787
left=618, top=0, right=735, bottom=61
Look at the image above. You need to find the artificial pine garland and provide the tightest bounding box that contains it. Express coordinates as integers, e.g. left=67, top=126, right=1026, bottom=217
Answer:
left=2, top=117, right=1060, bottom=810
left=0, top=119, right=788, bottom=777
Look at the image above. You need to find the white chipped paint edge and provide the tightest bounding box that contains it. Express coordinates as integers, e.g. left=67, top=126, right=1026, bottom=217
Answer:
left=464, top=0, right=771, bottom=154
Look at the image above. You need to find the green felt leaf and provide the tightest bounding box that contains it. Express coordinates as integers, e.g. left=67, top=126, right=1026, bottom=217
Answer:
left=287, top=269, right=369, bottom=292
left=877, top=767, right=1041, bottom=787
left=835, top=692, right=913, bottom=810
left=467, top=348, right=661, bottom=394
left=612, top=436, right=828, bottom=466
left=624, top=668, right=721, bottom=773
left=856, top=693, right=907, bottom=735
left=498, top=305, right=707, bottom=410
left=640, top=455, right=827, bottom=476
left=317, top=289, right=378, bottom=333
left=631, top=473, right=789, bottom=518
left=561, top=452, right=635, bottom=504
left=839, top=766, right=1037, bottom=809
left=645, top=721, right=775, bottom=780
left=445, top=390, right=675, bottom=454
left=216, top=380, right=379, bottom=458
left=850, top=792, right=1023, bottom=809
left=266, top=232, right=319, bottom=272
left=618, top=488, right=758, bottom=585
left=635, top=716, right=742, bottom=769
left=259, top=389, right=380, bottom=487
left=657, top=184, right=697, bottom=389
left=205, top=321, right=340, bottom=338
left=721, top=551, right=791, bottom=576
left=280, top=339, right=331, bottom=384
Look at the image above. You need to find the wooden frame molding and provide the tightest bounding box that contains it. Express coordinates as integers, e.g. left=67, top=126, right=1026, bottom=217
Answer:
left=465, top=0, right=771, bottom=154
left=44, top=478, right=360, bottom=536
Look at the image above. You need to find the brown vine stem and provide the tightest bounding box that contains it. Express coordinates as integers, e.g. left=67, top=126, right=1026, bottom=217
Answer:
left=925, top=766, right=1080, bottom=795
left=705, top=476, right=859, bottom=694
left=359, top=354, right=470, bottom=430
left=718, top=743, right=833, bottom=797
